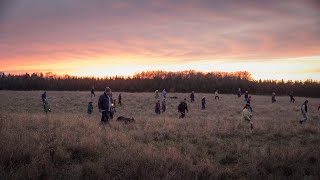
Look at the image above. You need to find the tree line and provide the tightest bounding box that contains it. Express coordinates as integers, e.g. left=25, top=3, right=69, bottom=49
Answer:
left=0, top=71, right=319, bottom=97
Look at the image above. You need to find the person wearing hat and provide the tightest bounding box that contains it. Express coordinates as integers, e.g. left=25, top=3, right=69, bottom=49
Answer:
left=98, top=87, right=112, bottom=124
left=241, top=103, right=253, bottom=129
left=300, top=100, right=309, bottom=124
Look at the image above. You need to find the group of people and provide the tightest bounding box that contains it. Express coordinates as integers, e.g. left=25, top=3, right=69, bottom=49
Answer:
left=41, top=87, right=319, bottom=128
left=239, top=90, right=317, bottom=129
left=155, top=99, right=166, bottom=114
left=190, top=91, right=207, bottom=110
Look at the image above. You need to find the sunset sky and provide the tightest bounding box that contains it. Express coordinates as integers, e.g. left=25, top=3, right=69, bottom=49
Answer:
left=0, top=0, right=319, bottom=80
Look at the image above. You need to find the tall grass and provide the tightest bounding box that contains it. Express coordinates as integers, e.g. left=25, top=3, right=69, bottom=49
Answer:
left=0, top=91, right=320, bottom=179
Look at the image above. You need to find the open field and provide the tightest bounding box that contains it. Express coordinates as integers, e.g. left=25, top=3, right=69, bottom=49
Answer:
left=0, top=91, right=320, bottom=179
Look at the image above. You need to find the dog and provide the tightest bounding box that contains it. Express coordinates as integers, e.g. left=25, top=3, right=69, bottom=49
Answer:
left=169, top=96, right=178, bottom=99
left=116, top=116, right=135, bottom=124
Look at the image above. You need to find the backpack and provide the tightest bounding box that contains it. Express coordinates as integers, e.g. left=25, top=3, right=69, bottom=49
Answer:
left=178, top=102, right=184, bottom=112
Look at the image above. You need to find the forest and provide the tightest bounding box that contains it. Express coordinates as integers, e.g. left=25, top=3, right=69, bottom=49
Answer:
left=0, top=70, right=319, bottom=97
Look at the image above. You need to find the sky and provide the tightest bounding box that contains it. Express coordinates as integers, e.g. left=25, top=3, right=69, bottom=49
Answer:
left=0, top=0, right=319, bottom=80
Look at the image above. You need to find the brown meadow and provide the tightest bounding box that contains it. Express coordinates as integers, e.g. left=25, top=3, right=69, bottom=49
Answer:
left=0, top=91, right=320, bottom=179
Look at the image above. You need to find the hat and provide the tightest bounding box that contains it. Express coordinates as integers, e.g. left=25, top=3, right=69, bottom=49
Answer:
left=105, top=87, right=111, bottom=93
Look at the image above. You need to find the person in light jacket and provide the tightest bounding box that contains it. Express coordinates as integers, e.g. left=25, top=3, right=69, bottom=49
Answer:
left=241, top=103, right=253, bottom=129
left=300, top=100, right=309, bottom=124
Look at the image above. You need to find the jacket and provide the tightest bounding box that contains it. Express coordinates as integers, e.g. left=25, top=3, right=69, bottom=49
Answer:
left=241, top=108, right=252, bottom=122
left=98, top=92, right=111, bottom=111
left=301, top=104, right=308, bottom=114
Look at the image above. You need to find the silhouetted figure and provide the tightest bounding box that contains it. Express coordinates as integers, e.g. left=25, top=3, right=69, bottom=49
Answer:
left=118, top=93, right=122, bottom=106
left=201, top=97, right=206, bottom=110
left=41, top=92, right=51, bottom=113
left=237, top=88, right=242, bottom=97
left=178, top=99, right=188, bottom=118
left=289, top=91, right=295, bottom=103
left=272, top=92, right=276, bottom=103
left=162, top=99, right=166, bottom=112
left=91, top=86, right=95, bottom=97
left=244, top=91, right=249, bottom=101
left=98, top=87, right=112, bottom=124
left=43, top=101, right=51, bottom=113
left=246, top=96, right=253, bottom=112
left=110, top=99, right=116, bottom=119
left=155, top=90, right=159, bottom=99
left=41, top=91, right=47, bottom=104
left=300, top=100, right=309, bottom=124
left=155, top=100, right=161, bottom=114
left=215, top=90, right=219, bottom=100
left=87, top=102, right=93, bottom=114
left=190, top=91, right=195, bottom=102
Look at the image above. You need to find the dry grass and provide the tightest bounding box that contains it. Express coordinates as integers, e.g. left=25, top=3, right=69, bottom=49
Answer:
left=0, top=91, right=320, bottom=179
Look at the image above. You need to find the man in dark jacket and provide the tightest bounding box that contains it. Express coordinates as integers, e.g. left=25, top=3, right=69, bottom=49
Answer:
left=98, top=87, right=112, bottom=124
left=155, top=100, right=161, bottom=114
left=41, top=91, right=47, bottom=103
left=289, top=91, right=295, bottom=103
left=201, top=97, right=206, bottom=110
left=91, top=86, right=95, bottom=98
left=162, top=99, right=166, bottom=112
left=178, top=98, right=189, bottom=118
left=118, top=93, right=122, bottom=106
left=190, top=91, right=195, bottom=103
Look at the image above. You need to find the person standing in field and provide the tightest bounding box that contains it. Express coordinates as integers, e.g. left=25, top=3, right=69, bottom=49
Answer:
left=155, top=100, right=161, bottom=114
left=162, top=89, right=167, bottom=99
left=87, top=101, right=93, bottom=114
left=289, top=91, right=295, bottom=103
left=215, top=90, right=220, bottom=100
left=118, top=93, right=122, bottom=106
left=201, top=97, right=206, bottom=110
left=91, top=86, right=95, bottom=98
left=272, top=92, right=276, bottom=103
left=244, top=91, right=249, bottom=101
left=237, top=88, right=242, bottom=97
left=246, top=96, right=253, bottom=112
left=41, top=91, right=47, bottom=104
left=241, top=103, right=253, bottom=129
left=300, top=100, right=309, bottom=124
left=98, top=87, right=112, bottom=124
left=41, top=91, right=51, bottom=112
left=155, top=90, right=159, bottom=99
left=190, top=91, right=195, bottom=102
left=178, top=98, right=189, bottom=118
left=162, top=98, right=166, bottom=112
